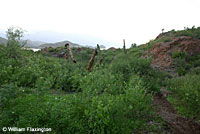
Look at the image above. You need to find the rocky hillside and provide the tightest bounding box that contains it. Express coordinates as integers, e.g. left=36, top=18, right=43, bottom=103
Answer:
left=143, top=27, right=200, bottom=75
left=150, top=36, right=200, bottom=68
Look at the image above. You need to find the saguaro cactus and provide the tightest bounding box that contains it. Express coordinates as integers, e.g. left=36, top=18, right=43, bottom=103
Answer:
left=97, top=44, right=101, bottom=52
left=123, top=39, right=126, bottom=54
left=65, top=43, right=77, bottom=63
left=94, top=44, right=104, bottom=68
left=86, top=48, right=98, bottom=71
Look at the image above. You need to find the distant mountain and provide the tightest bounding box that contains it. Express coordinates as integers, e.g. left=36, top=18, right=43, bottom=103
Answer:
left=0, top=37, right=7, bottom=45
left=24, top=31, right=118, bottom=48
left=0, top=36, right=46, bottom=48
left=0, top=31, right=108, bottom=49
left=1, top=30, right=118, bottom=48
left=100, top=45, right=106, bottom=48
left=0, top=35, right=82, bottom=49
left=85, top=45, right=95, bottom=49
left=39, top=40, right=81, bottom=48
left=25, top=40, right=46, bottom=48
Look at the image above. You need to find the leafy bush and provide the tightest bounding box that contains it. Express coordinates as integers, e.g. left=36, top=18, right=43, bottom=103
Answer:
left=189, top=67, right=200, bottom=75
left=177, top=66, right=186, bottom=76
left=0, top=94, right=51, bottom=129
left=79, top=69, right=124, bottom=95
left=172, top=53, right=200, bottom=75
left=163, top=37, right=171, bottom=42
left=176, top=26, right=200, bottom=39
left=186, top=54, right=200, bottom=67
left=48, top=47, right=55, bottom=52
left=3, top=27, right=26, bottom=59
left=54, top=65, right=81, bottom=92
left=110, top=55, right=151, bottom=81
left=0, top=83, right=153, bottom=134
left=172, top=51, right=186, bottom=59
left=110, top=55, right=162, bottom=92
left=167, top=74, right=200, bottom=120
left=0, top=84, right=19, bottom=114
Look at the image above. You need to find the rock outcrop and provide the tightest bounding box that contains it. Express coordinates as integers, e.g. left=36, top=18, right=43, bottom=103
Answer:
left=149, top=36, right=200, bottom=70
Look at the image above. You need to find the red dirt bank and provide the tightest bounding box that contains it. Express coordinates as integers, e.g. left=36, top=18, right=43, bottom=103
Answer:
left=149, top=36, right=200, bottom=70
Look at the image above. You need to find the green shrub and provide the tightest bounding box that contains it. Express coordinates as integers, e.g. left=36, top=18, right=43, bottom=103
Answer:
left=110, top=55, right=162, bottom=92
left=0, top=84, right=19, bottom=113
left=163, top=37, right=171, bottom=42
left=186, top=54, right=200, bottom=67
left=167, top=74, right=200, bottom=120
left=54, top=67, right=78, bottom=92
left=110, top=55, right=151, bottom=81
left=0, top=94, right=51, bottom=129
left=4, top=27, right=26, bottom=59
left=79, top=69, right=124, bottom=95
left=177, top=66, right=186, bottom=76
left=176, top=27, right=200, bottom=39
left=190, top=67, right=200, bottom=75
left=172, top=51, right=186, bottom=59
left=172, top=53, right=200, bottom=75
left=0, top=83, right=153, bottom=134
left=48, top=47, right=55, bottom=52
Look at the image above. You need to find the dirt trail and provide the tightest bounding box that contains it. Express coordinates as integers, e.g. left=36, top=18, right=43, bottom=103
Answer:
left=153, top=95, right=200, bottom=134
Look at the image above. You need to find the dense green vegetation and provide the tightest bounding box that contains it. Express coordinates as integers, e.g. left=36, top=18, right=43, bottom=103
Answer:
left=0, top=28, right=165, bottom=133
left=0, top=27, right=200, bottom=133
left=171, top=52, right=200, bottom=76
left=167, top=52, right=200, bottom=122
left=167, top=74, right=200, bottom=121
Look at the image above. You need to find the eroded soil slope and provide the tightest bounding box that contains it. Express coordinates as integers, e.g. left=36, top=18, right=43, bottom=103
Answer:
left=150, top=36, right=200, bottom=70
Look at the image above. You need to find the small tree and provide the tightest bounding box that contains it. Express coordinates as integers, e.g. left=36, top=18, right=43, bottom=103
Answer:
left=5, top=27, right=26, bottom=59
left=6, top=27, right=26, bottom=47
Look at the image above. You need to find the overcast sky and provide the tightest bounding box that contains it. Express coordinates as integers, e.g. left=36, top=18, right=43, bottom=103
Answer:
left=0, top=0, right=200, bottom=47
